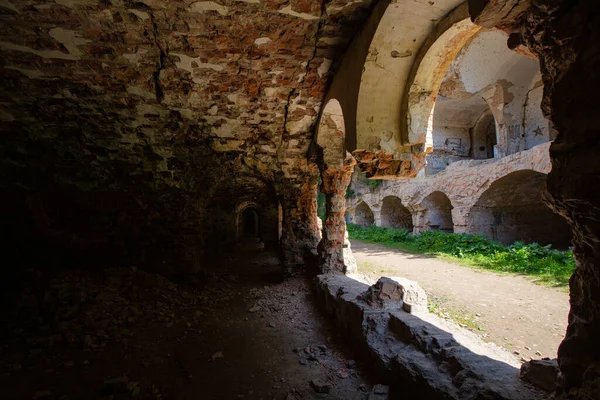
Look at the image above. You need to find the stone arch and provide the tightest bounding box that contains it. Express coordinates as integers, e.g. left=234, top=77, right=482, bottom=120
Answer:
left=380, top=196, right=413, bottom=232
left=356, top=1, right=472, bottom=155
left=467, top=170, right=572, bottom=247
left=235, top=201, right=261, bottom=243
left=315, top=98, right=357, bottom=273
left=472, top=109, right=497, bottom=160
left=354, top=201, right=375, bottom=227
left=403, top=10, right=480, bottom=150
left=419, top=191, right=454, bottom=233
left=316, top=99, right=345, bottom=170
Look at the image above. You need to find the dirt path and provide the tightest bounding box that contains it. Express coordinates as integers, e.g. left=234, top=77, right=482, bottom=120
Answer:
left=350, top=240, right=569, bottom=362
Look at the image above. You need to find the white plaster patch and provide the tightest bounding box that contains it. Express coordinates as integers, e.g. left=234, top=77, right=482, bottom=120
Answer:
left=49, top=27, right=91, bottom=57
left=0, top=109, right=15, bottom=121
left=317, top=58, right=332, bottom=78
left=254, top=37, right=272, bottom=46
left=128, top=9, right=150, bottom=20
left=54, top=0, right=98, bottom=8
left=188, top=1, right=228, bottom=16
left=126, top=86, right=156, bottom=100
left=278, top=5, right=319, bottom=20
left=173, top=108, right=196, bottom=120
left=210, top=118, right=241, bottom=138
left=136, top=104, right=169, bottom=118
left=122, top=49, right=148, bottom=64
left=0, top=27, right=91, bottom=60
left=171, top=53, right=224, bottom=72
left=318, top=37, right=343, bottom=46
left=5, top=66, right=45, bottom=79
left=286, top=115, right=314, bottom=135
left=212, top=139, right=244, bottom=152
left=264, top=87, right=278, bottom=97
left=0, top=0, right=18, bottom=12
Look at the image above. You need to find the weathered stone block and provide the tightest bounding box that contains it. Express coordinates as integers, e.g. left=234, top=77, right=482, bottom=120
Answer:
left=358, top=276, right=427, bottom=313
left=519, top=358, right=559, bottom=392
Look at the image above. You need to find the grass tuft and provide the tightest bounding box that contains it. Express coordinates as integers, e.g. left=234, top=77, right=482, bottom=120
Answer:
left=347, top=224, right=575, bottom=287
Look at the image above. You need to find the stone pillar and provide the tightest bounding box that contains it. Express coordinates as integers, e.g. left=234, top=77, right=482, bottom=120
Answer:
left=373, top=207, right=382, bottom=227
left=412, top=209, right=426, bottom=234
left=318, top=153, right=357, bottom=273
left=278, top=174, right=320, bottom=275
left=451, top=206, right=471, bottom=234
left=522, top=0, right=600, bottom=396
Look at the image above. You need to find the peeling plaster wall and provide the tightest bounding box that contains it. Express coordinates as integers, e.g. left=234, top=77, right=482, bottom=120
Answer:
left=356, top=0, right=465, bottom=152
left=425, top=29, right=550, bottom=174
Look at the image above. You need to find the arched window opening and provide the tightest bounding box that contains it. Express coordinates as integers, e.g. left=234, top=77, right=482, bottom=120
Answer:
left=421, top=191, right=454, bottom=233
left=472, top=111, right=497, bottom=160
left=354, top=202, right=374, bottom=227
left=417, top=28, right=548, bottom=175
left=380, top=196, right=413, bottom=232
left=242, top=208, right=259, bottom=238
left=468, top=170, right=572, bottom=247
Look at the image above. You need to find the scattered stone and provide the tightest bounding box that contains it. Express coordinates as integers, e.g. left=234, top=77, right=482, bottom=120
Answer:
left=358, top=384, right=369, bottom=392
left=519, top=358, right=559, bottom=392
left=268, top=322, right=276, bottom=328
left=358, top=277, right=427, bottom=312
left=535, top=351, right=542, bottom=356
left=368, top=384, right=390, bottom=399
left=310, top=379, right=331, bottom=394
left=347, top=360, right=357, bottom=369
left=248, top=306, right=260, bottom=313
left=337, top=369, right=349, bottom=379
left=299, top=359, right=308, bottom=366
left=211, top=351, right=224, bottom=361
left=317, top=344, right=328, bottom=353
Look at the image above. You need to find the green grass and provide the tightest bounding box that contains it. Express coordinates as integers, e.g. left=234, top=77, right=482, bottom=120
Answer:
left=347, top=224, right=575, bottom=287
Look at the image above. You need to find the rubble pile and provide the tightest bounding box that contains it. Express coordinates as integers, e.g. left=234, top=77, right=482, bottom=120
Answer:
left=1, top=267, right=233, bottom=355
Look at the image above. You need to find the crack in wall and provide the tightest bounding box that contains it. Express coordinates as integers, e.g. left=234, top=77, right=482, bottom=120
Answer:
left=150, top=12, right=167, bottom=103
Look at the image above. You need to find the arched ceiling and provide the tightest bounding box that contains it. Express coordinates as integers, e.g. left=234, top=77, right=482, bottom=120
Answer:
left=355, top=0, right=466, bottom=153
left=0, top=0, right=377, bottom=197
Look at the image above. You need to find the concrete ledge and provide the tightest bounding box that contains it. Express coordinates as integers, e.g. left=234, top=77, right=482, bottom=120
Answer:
left=315, top=274, right=543, bottom=399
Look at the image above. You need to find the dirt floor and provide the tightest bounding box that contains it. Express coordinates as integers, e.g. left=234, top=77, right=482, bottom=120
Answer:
left=1, top=241, right=374, bottom=400
left=350, top=240, right=570, bottom=362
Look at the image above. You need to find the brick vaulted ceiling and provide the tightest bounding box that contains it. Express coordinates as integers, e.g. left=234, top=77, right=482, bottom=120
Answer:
left=0, top=0, right=376, bottom=193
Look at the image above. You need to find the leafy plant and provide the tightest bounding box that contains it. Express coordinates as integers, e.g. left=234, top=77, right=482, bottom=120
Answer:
left=367, top=179, right=382, bottom=191
left=347, top=224, right=575, bottom=287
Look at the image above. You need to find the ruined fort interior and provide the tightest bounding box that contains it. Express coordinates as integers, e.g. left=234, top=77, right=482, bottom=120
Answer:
left=1, top=0, right=599, bottom=399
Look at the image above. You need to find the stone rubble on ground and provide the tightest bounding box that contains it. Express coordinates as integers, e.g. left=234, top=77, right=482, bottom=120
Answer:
left=357, top=276, right=428, bottom=312
left=519, top=358, right=559, bottom=392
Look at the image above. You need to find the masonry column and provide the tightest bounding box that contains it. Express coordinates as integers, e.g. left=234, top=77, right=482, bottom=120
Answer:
left=278, top=174, right=320, bottom=275
left=372, top=207, right=382, bottom=227
left=412, top=209, right=426, bottom=234
left=318, top=153, right=356, bottom=273
left=451, top=206, right=471, bottom=234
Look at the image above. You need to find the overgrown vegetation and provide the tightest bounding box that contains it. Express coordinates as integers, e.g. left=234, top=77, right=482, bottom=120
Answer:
left=367, top=179, right=382, bottom=191
left=317, top=193, right=326, bottom=221
left=347, top=224, right=576, bottom=287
